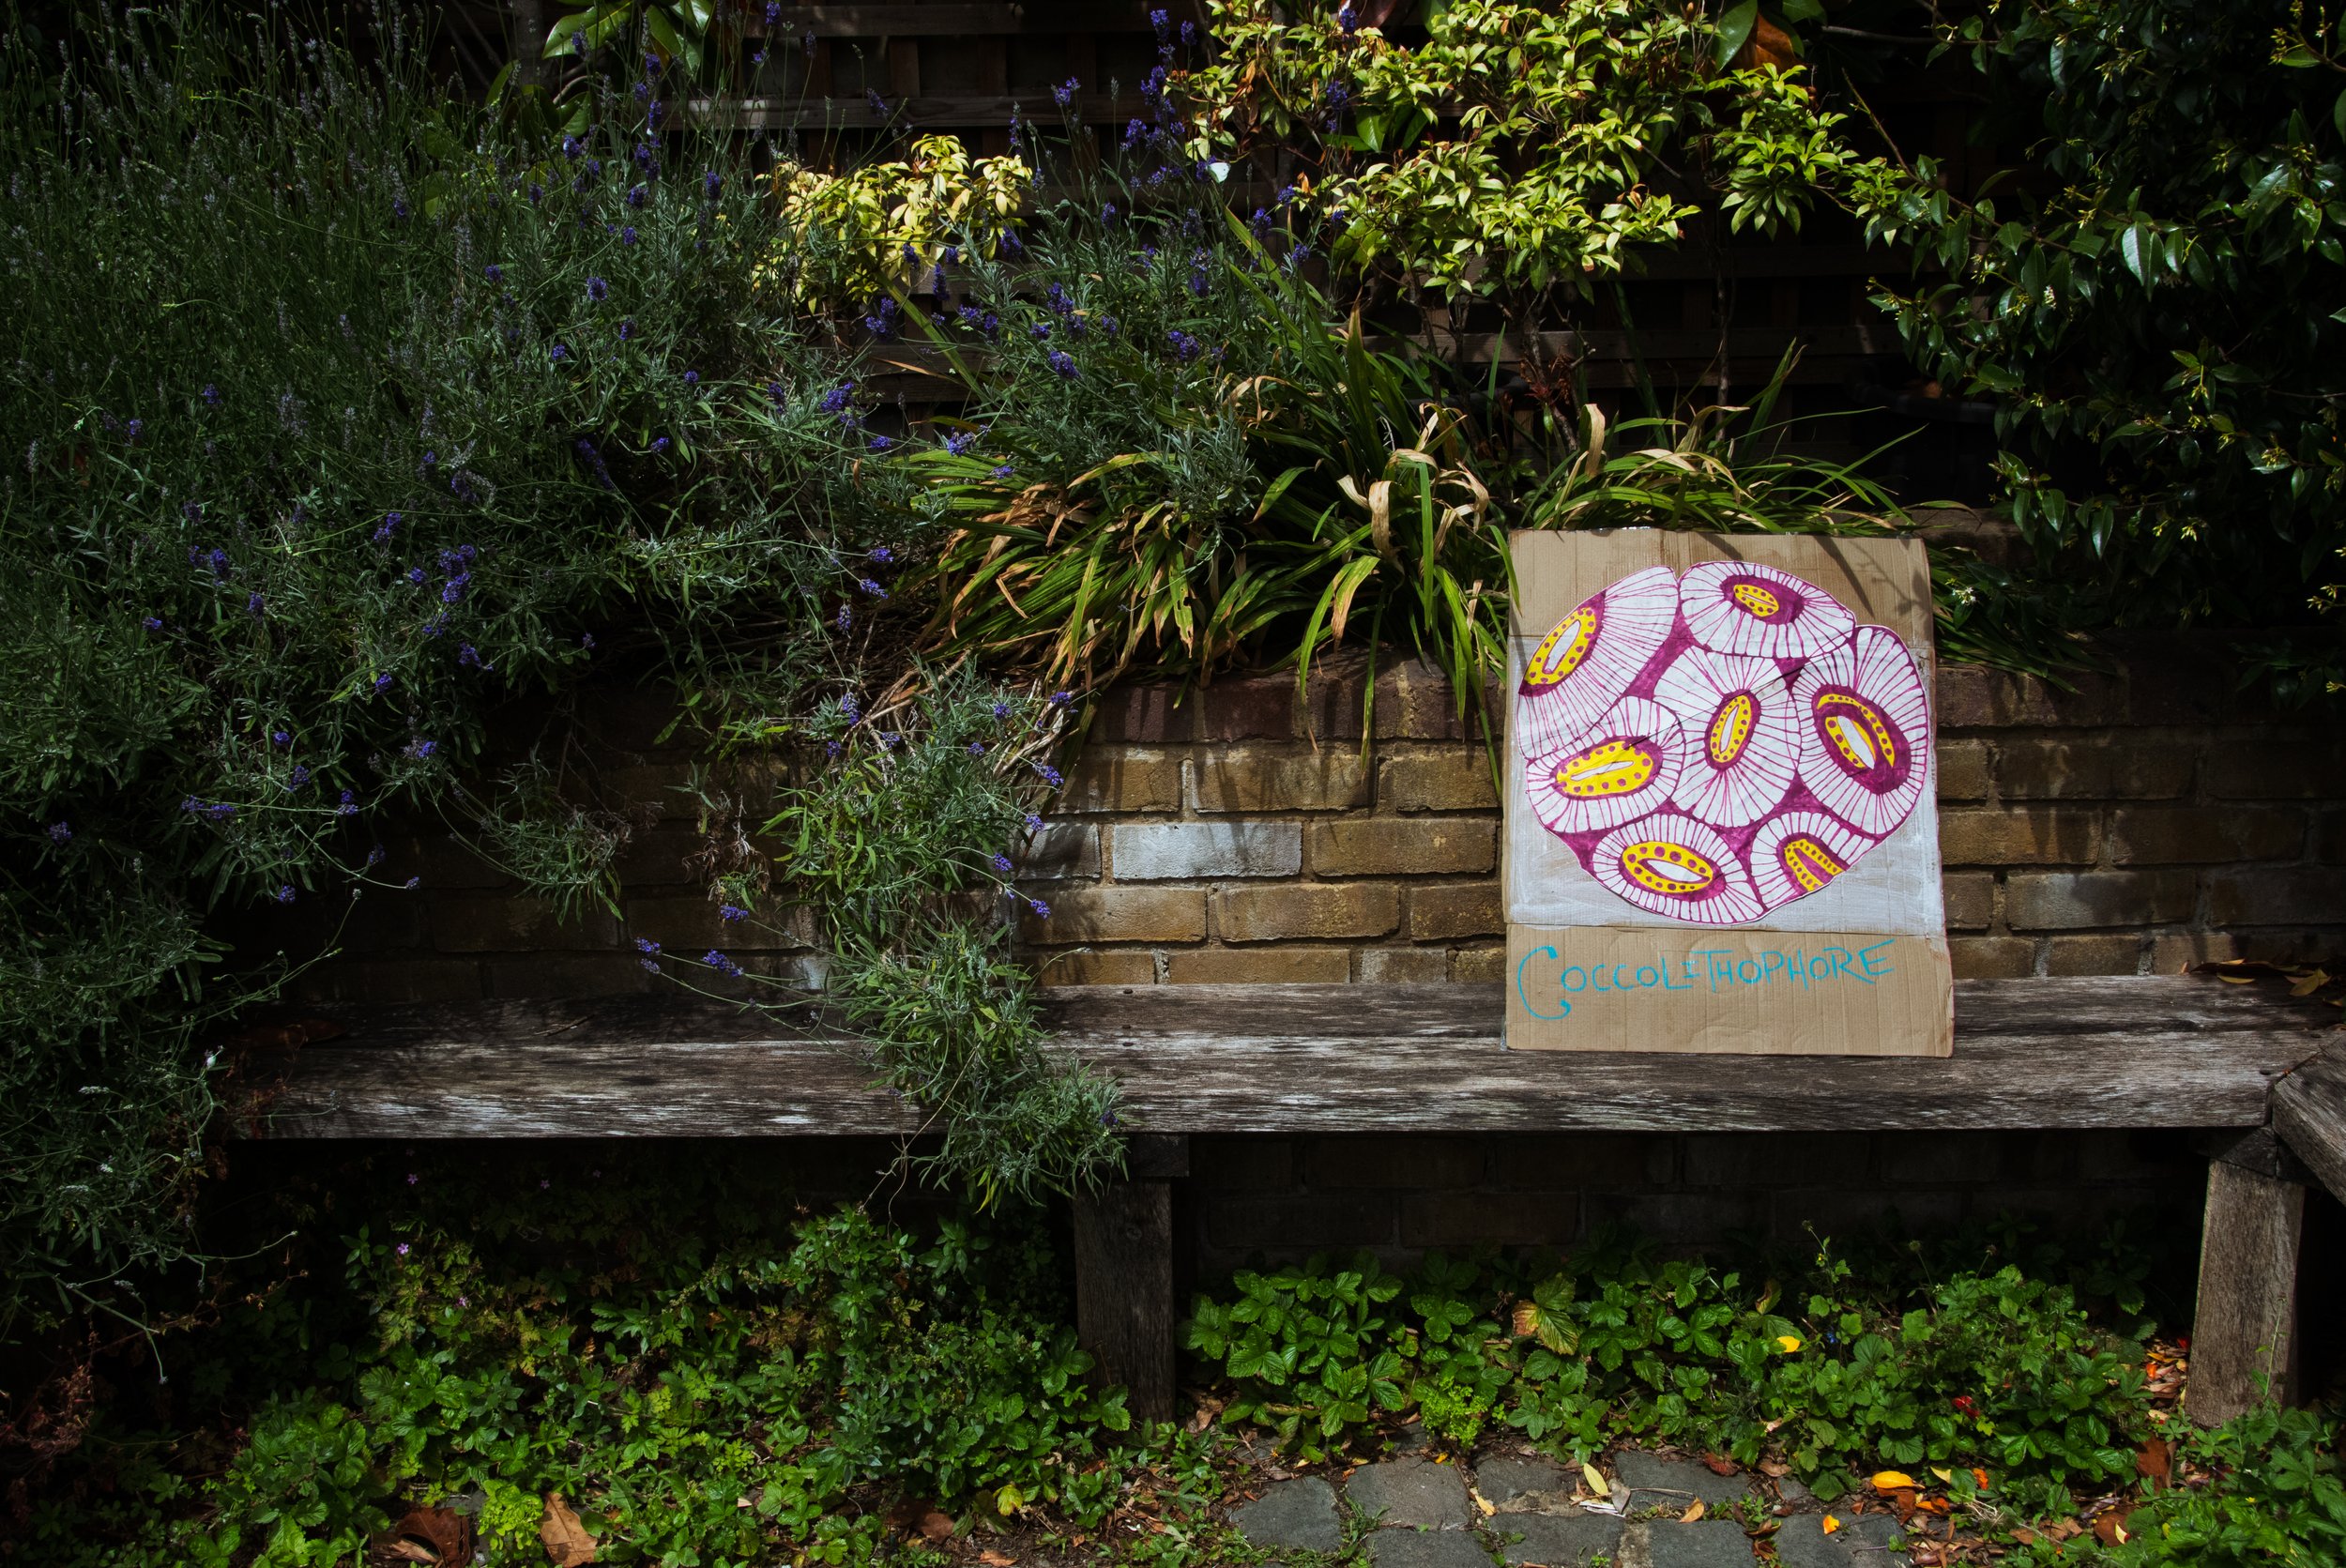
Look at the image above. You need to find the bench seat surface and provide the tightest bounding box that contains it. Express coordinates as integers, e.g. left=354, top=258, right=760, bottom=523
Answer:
left=251, top=975, right=2328, bottom=1139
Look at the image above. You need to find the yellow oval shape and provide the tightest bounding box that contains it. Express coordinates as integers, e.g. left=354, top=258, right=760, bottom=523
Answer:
left=1707, top=692, right=1756, bottom=766
left=1524, top=606, right=1599, bottom=689
left=1817, top=692, right=1897, bottom=771
left=1780, top=835, right=1847, bottom=894
left=1731, top=581, right=1781, bottom=618
left=1621, top=838, right=1719, bottom=896
left=1555, top=738, right=1655, bottom=799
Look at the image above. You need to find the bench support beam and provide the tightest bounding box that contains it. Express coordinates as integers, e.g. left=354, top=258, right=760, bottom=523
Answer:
left=2188, top=1143, right=2304, bottom=1426
left=1073, top=1134, right=1186, bottom=1425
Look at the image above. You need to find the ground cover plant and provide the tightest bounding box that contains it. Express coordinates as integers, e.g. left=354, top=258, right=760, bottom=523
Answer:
left=8, top=1154, right=2340, bottom=1566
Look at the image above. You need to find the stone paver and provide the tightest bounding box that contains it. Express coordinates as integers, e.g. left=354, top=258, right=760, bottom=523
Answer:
left=1640, top=1518, right=1758, bottom=1568
left=1367, top=1529, right=1501, bottom=1568
left=1773, top=1511, right=1905, bottom=1568
left=1494, top=1510, right=1623, bottom=1567
left=1349, top=1457, right=1474, bottom=1530
left=1230, top=1476, right=1343, bottom=1554
left=1475, top=1454, right=1571, bottom=1507
left=1613, top=1451, right=1756, bottom=1512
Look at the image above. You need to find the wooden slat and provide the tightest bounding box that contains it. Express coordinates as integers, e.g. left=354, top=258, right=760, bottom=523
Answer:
left=2272, top=1049, right=2346, bottom=1206
left=691, top=93, right=1128, bottom=129
left=746, top=5, right=1157, bottom=38
left=2186, top=1160, right=2303, bottom=1424
left=247, top=976, right=2326, bottom=1140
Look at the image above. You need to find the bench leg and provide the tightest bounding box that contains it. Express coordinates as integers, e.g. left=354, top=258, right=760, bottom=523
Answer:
left=1074, top=1180, right=1175, bottom=1423
left=2188, top=1153, right=2304, bottom=1425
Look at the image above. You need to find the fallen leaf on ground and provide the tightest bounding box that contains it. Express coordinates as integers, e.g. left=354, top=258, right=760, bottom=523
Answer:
left=2094, top=1513, right=2129, bottom=1546
left=918, top=1512, right=954, bottom=1543
left=1471, top=1489, right=1496, bottom=1517
left=541, top=1494, right=596, bottom=1566
left=1871, top=1470, right=1917, bottom=1493
left=1914, top=1497, right=1951, bottom=1515
left=1680, top=1499, right=1706, bottom=1522
left=1758, top=1459, right=1790, bottom=1478
left=2137, top=1435, right=2171, bottom=1490
left=381, top=1507, right=470, bottom=1567
left=1821, top=1515, right=1841, bottom=1535
left=2047, top=1517, right=2084, bottom=1541
left=1581, top=1462, right=1607, bottom=1497
left=1889, top=1487, right=1919, bottom=1522
left=1971, top=1469, right=1991, bottom=1491
left=2012, top=1529, right=2038, bottom=1545
left=1702, top=1454, right=1738, bottom=1477
left=979, top=1551, right=1017, bottom=1567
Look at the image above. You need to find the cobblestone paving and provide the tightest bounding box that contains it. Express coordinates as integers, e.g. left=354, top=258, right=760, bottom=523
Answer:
left=1231, top=1448, right=1907, bottom=1565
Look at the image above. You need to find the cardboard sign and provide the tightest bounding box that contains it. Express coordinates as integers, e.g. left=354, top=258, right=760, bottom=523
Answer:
left=1505, top=529, right=1953, bottom=1056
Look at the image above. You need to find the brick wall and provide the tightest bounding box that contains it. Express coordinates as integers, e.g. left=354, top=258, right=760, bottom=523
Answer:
left=1022, top=643, right=2346, bottom=987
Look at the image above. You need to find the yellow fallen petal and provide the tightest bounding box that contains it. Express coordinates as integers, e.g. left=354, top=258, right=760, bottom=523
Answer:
left=1871, top=1470, right=1917, bottom=1492
left=1821, top=1515, right=1841, bottom=1535
left=1775, top=1334, right=1802, bottom=1353
left=1581, top=1462, right=1607, bottom=1498
left=1930, top=1468, right=1955, bottom=1484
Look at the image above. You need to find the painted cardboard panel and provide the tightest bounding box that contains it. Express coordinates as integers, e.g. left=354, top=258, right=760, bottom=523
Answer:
left=1504, top=528, right=1954, bottom=1056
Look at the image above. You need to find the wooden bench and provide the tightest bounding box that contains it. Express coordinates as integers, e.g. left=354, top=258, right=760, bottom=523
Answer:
left=250, top=974, right=2339, bottom=1426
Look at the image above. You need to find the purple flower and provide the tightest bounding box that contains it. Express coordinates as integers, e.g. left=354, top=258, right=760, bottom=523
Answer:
left=459, top=643, right=486, bottom=667
left=866, top=89, right=889, bottom=116
left=990, top=464, right=1016, bottom=480
left=870, top=545, right=894, bottom=563
left=858, top=577, right=887, bottom=598
left=1150, top=8, right=1169, bottom=38
left=945, top=430, right=980, bottom=457
left=618, top=317, right=636, bottom=340
left=1035, top=763, right=1064, bottom=786
left=1026, top=814, right=1044, bottom=832
left=1028, top=898, right=1050, bottom=918
left=406, top=566, right=427, bottom=586
left=246, top=591, right=266, bottom=617
left=484, top=264, right=502, bottom=282
left=720, top=904, right=748, bottom=922
left=391, top=198, right=409, bottom=221
left=835, top=606, right=852, bottom=631
left=373, top=510, right=403, bottom=542
left=340, top=789, right=360, bottom=815
left=626, top=183, right=647, bottom=208
left=704, top=170, right=723, bottom=198
left=202, top=383, right=221, bottom=407
left=1047, top=350, right=1078, bottom=379
left=1053, top=77, right=1078, bottom=110
left=574, top=437, right=614, bottom=489
left=705, top=950, right=744, bottom=979
left=635, top=937, right=662, bottom=955
left=562, top=134, right=583, bottom=160
left=551, top=343, right=570, bottom=362
left=818, top=380, right=858, bottom=419
left=271, top=729, right=293, bottom=747
left=991, top=853, right=1013, bottom=873
left=272, top=885, right=296, bottom=904
left=286, top=766, right=312, bottom=790
left=46, top=822, right=70, bottom=845
left=1338, top=3, right=1358, bottom=31
left=867, top=434, right=892, bottom=452
left=142, top=616, right=163, bottom=631
left=621, top=225, right=638, bottom=246
left=1050, top=690, right=1073, bottom=706
left=1168, top=328, right=1204, bottom=363
left=650, top=435, right=670, bottom=455
left=968, top=741, right=987, bottom=756
left=581, top=632, right=597, bottom=649
left=406, top=739, right=438, bottom=760
left=992, top=702, right=1012, bottom=719
left=397, top=1242, right=411, bottom=1256
left=588, top=275, right=610, bottom=302
left=683, top=369, right=700, bottom=387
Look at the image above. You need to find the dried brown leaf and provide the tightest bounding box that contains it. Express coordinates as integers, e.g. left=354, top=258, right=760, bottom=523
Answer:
left=541, top=1493, right=598, bottom=1566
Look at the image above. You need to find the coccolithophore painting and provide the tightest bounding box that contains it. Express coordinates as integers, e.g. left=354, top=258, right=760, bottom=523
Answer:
left=1517, top=562, right=1930, bottom=926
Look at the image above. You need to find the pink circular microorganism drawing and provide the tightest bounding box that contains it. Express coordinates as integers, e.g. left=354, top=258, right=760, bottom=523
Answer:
left=1678, top=558, right=1856, bottom=662
left=1514, top=563, right=1677, bottom=760
left=1517, top=560, right=1930, bottom=924
left=1589, top=812, right=1766, bottom=926
left=1523, top=696, right=1687, bottom=839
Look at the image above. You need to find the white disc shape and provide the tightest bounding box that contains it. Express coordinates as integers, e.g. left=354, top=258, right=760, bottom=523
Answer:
left=1515, top=564, right=1678, bottom=759
left=1590, top=812, right=1765, bottom=925
left=1651, top=647, right=1799, bottom=828
left=1524, top=696, right=1686, bottom=838
left=1679, top=559, right=1855, bottom=662
left=1792, top=625, right=1930, bottom=836
left=1748, top=809, right=1881, bottom=911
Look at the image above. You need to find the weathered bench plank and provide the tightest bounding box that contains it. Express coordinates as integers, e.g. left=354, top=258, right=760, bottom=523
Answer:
left=2270, top=1049, right=2346, bottom=1207
left=250, top=976, right=2325, bottom=1140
